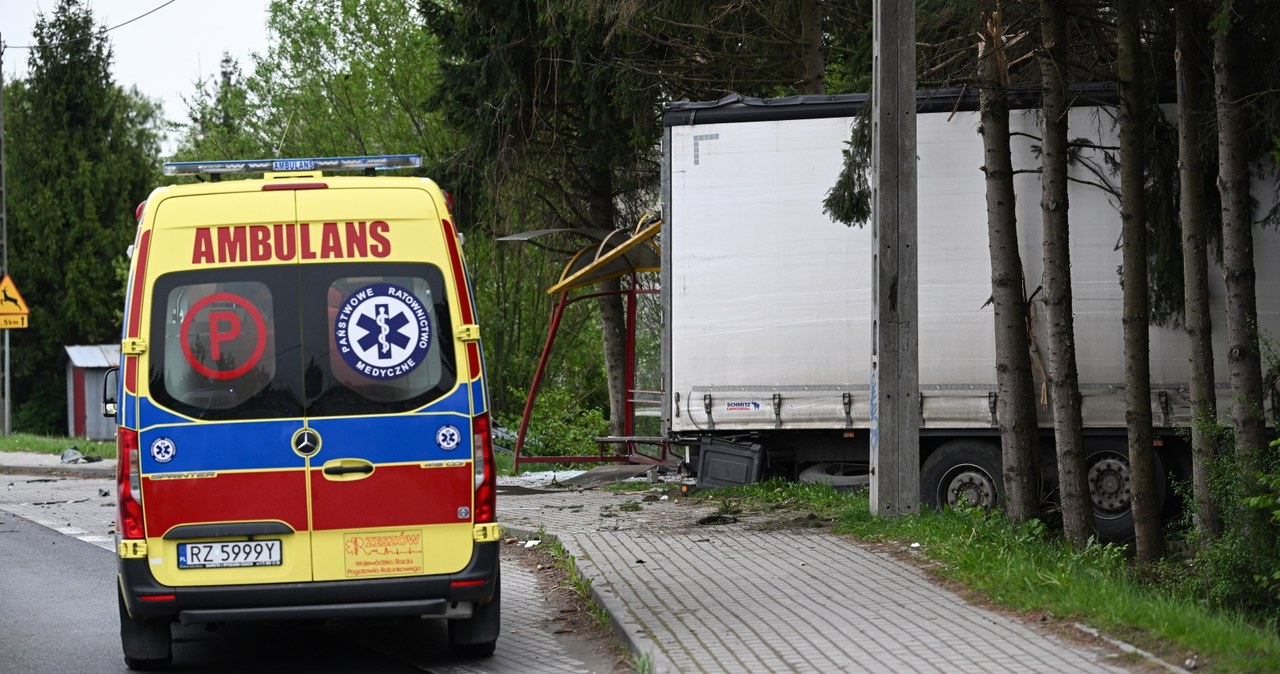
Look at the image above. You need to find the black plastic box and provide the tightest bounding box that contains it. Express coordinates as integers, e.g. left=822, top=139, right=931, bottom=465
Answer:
left=696, top=437, right=763, bottom=488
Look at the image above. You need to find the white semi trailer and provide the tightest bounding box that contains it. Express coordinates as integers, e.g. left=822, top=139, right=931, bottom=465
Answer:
left=659, top=91, right=1279, bottom=539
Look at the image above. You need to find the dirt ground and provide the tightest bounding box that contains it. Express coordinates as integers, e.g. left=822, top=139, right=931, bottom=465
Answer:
left=505, top=537, right=632, bottom=673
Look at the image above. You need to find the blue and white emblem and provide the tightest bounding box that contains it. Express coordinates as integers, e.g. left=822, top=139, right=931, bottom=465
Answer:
left=436, top=424, right=461, bottom=451
left=150, top=437, right=177, bottom=464
left=333, top=283, right=432, bottom=380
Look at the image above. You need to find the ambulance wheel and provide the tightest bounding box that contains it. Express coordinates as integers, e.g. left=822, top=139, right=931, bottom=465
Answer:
left=449, top=573, right=500, bottom=658
left=921, top=440, right=1004, bottom=513
left=118, top=588, right=172, bottom=670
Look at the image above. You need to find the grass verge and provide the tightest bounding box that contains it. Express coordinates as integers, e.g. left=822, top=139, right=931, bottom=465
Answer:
left=693, top=479, right=1280, bottom=674
left=0, top=433, right=115, bottom=460
left=539, top=531, right=611, bottom=629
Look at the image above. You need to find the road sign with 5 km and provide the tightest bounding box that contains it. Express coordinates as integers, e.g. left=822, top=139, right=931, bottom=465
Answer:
left=0, top=275, right=30, bottom=329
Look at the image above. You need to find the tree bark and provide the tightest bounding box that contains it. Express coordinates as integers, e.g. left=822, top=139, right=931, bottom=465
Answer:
left=588, top=167, right=629, bottom=440
left=1117, top=0, right=1163, bottom=561
left=597, top=277, right=629, bottom=439
left=1213, top=3, right=1270, bottom=507
left=1038, top=0, right=1095, bottom=548
left=979, top=8, right=1040, bottom=527
left=798, top=0, right=826, bottom=94
left=1175, top=0, right=1223, bottom=540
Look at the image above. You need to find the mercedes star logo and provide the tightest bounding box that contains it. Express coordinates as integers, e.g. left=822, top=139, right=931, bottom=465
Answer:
left=292, top=428, right=321, bottom=456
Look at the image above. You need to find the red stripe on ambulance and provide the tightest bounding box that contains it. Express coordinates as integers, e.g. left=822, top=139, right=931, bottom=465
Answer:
left=141, top=470, right=309, bottom=539
left=309, top=464, right=473, bottom=530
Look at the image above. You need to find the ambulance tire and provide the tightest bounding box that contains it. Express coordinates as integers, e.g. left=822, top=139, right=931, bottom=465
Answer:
left=449, top=572, right=500, bottom=658
left=118, top=588, right=172, bottom=670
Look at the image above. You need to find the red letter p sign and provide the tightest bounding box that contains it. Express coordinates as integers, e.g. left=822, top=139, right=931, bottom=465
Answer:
left=180, top=293, right=267, bottom=380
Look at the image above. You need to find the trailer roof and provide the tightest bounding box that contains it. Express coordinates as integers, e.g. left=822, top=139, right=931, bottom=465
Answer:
left=662, top=82, right=1127, bottom=126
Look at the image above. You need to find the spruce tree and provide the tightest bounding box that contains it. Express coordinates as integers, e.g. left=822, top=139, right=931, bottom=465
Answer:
left=5, top=0, right=160, bottom=432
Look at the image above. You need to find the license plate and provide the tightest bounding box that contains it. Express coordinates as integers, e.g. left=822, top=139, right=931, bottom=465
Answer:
left=178, top=540, right=282, bottom=569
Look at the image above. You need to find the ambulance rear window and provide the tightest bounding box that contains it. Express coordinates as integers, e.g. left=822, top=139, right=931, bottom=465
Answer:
left=149, top=268, right=301, bottom=420
left=148, top=263, right=457, bottom=421
left=306, top=265, right=457, bottom=415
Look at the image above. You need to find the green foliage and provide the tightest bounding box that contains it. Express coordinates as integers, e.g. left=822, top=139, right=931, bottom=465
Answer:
left=463, top=231, right=608, bottom=420
left=1238, top=438, right=1280, bottom=605
left=823, top=104, right=873, bottom=228
left=497, top=385, right=608, bottom=458
left=172, top=0, right=448, bottom=161
left=169, top=55, right=268, bottom=160
left=1167, top=429, right=1280, bottom=625
left=4, top=0, right=162, bottom=433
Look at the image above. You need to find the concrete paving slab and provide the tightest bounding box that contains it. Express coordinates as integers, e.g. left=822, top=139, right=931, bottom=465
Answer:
left=498, top=488, right=1147, bottom=674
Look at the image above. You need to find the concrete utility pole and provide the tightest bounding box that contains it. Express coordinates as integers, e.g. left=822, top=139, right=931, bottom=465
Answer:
left=869, top=0, right=919, bottom=516
left=1, top=35, right=10, bottom=437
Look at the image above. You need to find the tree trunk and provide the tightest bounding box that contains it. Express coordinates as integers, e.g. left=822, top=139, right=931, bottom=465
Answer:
left=597, top=278, right=629, bottom=439
left=1175, top=0, right=1223, bottom=540
left=1213, top=3, right=1270, bottom=508
left=1038, top=0, right=1094, bottom=548
left=588, top=167, right=629, bottom=440
left=979, top=8, right=1040, bottom=527
left=798, top=0, right=825, bottom=94
left=1117, top=0, right=1163, bottom=561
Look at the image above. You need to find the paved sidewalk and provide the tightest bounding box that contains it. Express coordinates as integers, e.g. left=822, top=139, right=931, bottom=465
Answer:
left=499, top=485, right=1147, bottom=674
left=1, top=453, right=1172, bottom=674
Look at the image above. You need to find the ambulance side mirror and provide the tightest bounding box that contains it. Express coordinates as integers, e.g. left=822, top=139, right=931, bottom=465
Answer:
left=102, top=367, right=119, bottom=418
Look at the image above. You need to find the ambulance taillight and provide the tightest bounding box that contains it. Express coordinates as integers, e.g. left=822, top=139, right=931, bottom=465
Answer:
left=472, top=414, right=496, bottom=524
left=116, top=428, right=145, bottom=539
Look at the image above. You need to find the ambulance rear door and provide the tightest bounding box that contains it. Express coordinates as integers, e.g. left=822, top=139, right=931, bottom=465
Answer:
left=136, top=189, right=313, bottom=587
left=294, top=185, right=478, bottom=582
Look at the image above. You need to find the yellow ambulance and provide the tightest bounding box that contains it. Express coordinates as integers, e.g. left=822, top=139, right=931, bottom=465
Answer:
left=107, top=155, right=500, bottom=669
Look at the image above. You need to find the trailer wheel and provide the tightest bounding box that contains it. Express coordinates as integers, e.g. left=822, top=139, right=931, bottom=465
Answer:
left=921, top=440, right=1003, bottom=512
left=798, top=462, right=870, bottom=489
left=1085, top=439, right=1165, bottom=542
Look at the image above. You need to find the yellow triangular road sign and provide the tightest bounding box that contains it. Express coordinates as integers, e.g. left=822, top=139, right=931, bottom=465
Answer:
left=0, top=275, right=31, bottom=315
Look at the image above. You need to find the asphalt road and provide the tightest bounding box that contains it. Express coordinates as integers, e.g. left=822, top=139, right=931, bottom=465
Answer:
left=0, top=474, right=622, bottom=673
left=0, top=514, right=122, bottom=673
left=0, top=514, right=430, bottom=673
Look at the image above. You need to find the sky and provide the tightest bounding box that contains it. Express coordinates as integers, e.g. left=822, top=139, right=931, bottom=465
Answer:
left=1, top=0, right=272, bottom=153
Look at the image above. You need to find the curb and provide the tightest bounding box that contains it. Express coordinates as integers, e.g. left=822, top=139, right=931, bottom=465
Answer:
left=0, top=463, right=114, bottom=479
left=503, top=523, right=666, bottom=673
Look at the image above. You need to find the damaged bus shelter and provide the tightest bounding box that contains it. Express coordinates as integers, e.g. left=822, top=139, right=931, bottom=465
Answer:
left=500, top=213, right=680, bottom=472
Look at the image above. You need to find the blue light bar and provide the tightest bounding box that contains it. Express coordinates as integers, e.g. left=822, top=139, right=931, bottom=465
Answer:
left=162, top=154, right=422, bottom=176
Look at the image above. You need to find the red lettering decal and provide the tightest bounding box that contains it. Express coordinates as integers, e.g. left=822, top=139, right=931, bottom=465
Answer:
left=369, top=221, right=390, bottom=258
left=344, top=221, right=368, bottom=258
left=249, top=225, right=271, bottom=261
left=180, top=293, right=267, bottom=381
left=300, top=223, right=317, bottom=260
left=207, top=310, right=243, bottom=360
left=320, top=222, right=343, bottom=259
left=273, top=224, right=297, bottom=261
left=192, top=228, right=214, bottom=264
left=216, top=226, right=247, bottom=263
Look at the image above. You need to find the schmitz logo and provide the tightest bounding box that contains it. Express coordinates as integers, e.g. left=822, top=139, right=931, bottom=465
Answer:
left=334, top=283, right=431, bottom=380
left=725, top=401, right=762, bottom=411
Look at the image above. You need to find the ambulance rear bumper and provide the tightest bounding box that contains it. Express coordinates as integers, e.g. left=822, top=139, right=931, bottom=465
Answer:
left=118, top=541, right=499, bottom=623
